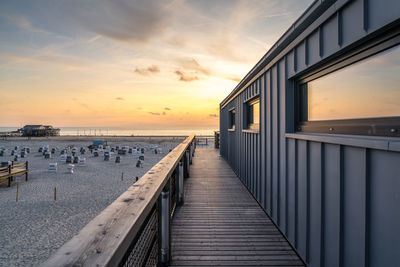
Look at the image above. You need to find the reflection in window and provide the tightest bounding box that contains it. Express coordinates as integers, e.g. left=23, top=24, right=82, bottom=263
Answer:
left=229, top=109, right=236, bottom=130
left=247, top=98, right=260, bottom=130
left=303, top=44, right=400, bottom=121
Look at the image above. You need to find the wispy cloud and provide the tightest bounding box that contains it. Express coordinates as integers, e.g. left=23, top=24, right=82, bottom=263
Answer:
left=209, top=114, right=218, bottom=117
left=173, top=58, right=211, bottom=82
left=134, top=65, right=160, bottom=75
left=226, top=76, right=241, bottom=82
left=164, top=107, right=171, bottom=110
left=174, top=70, right=198, bottom=82
left=115, top=97, right=125, bottom=101
left=148, top=112, right=161, bottom=116
left=179, top=59, right=210, bottom=76
left=66, top=0, right=177, bottom=43
left=1, top=12, right=50, bottom=34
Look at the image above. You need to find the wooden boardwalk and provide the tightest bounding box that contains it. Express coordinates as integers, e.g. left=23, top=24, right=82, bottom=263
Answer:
left=170, top=148, right=304, bottom=266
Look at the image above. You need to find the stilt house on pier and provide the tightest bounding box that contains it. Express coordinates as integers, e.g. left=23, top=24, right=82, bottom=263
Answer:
left=19, top=125, right=60, bottom=137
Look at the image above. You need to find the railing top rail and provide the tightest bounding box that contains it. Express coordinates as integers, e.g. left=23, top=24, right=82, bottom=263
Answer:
left=11, top=162, right=26, bottom=168
left=0, top=166, right=8, bottom=172
left=43, top=134, right=195, bottom=267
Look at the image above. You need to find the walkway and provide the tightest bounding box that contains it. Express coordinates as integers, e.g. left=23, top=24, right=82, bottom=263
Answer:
left=170, top=148, right=304, bottom=266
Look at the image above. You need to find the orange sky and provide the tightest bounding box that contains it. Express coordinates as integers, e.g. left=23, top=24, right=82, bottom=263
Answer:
left=0, top=0, right=312, bottom=129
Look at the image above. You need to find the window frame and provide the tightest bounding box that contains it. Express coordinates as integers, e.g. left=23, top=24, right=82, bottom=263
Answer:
left=295, top=29, right=400, bottom=137
left=245, top=97, right=260, bottom=131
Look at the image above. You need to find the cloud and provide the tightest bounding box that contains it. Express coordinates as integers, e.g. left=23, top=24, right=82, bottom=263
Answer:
left=162, top=112, right=166, bottom=115
left=134, top=65, right=160, bottom=75
left=209, top=114, right=218, bottom=117
left=115, top=97, right=125, bottom=101
left=148, top=112, right=161, bottom=116
left=147, top=65, right=160, bottom=73
left=164, top=107, right=171, bottom=110
left=179, top=58, right=210, bottom=76
left=65, top=0, right=177, bottom=43
left=174, top=70, right=198, bottom=82
left=226, top=76, right=241, bottom=82
left=1, top=13, right=50, bottom=34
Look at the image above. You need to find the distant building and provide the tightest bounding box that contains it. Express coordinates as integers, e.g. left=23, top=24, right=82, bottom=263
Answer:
left=19, top=125, right=60, bottom=137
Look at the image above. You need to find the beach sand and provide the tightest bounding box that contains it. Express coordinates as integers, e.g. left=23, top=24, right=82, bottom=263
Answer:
left=0, top=138, right=180, bottom=267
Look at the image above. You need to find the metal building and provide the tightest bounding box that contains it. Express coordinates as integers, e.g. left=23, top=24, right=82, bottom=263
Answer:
left=219, top=0, right=400, bottom=266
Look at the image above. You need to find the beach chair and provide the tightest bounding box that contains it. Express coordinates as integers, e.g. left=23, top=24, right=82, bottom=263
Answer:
left=78, top=158, right=86, bottom=167
left=60, top=154, right=67, bottom=163
left=48, top=163, right=58, bottom=173
left=67, top=164, right=74, bottom=174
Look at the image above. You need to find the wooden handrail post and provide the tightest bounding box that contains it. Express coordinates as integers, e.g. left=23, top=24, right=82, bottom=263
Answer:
left=184, top=150, right=190, bottom=178
left=188, top=145, right=193, bottom=165
left=8, top=165, right=11, bottom=187
left=178, top=161, right=184, bottom=205
left=158, top=186, right=170, bottom=265
left=25, top=161, right=28, bottom=181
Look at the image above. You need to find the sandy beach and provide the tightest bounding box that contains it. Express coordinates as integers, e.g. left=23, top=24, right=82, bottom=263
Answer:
left=0, top=138, right=180, bottom=267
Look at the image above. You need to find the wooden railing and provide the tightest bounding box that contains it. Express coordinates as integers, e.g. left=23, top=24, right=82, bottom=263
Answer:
left=0, top=161, right=28, bottom=187
left=43, top=135, right=196, bottom=267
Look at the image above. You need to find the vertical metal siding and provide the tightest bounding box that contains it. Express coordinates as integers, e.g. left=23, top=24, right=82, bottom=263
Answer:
left=220, top=0, right=400, bottom=266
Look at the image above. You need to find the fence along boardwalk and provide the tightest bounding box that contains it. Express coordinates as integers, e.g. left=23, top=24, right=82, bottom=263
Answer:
left=171, top=148, right=304, bottom=266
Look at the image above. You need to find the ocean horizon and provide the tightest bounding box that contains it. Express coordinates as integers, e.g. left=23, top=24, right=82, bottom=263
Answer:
left=0, top=127, right=217, bottom=136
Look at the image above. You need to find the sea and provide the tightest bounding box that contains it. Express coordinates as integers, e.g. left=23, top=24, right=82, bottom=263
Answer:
left=0, top=127, right=216, bottom=136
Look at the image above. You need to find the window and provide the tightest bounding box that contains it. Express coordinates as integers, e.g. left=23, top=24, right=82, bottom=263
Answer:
left=246, top=98, right=260, bottom=130
left=296, top=33, right=400, bottom=137
left=229, top=109, right=236, bottom=130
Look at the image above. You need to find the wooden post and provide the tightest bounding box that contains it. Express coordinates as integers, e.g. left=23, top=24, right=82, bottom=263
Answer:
left=54, top=187, right=57, bottom=201
left=8, top=165, right=11, bottom=187
left=178, top=161, right=184, bottom=205
left=188, top=146, right=192, bottom=165
left=16, top=182, right=19, bottom=202
left=25, top=161, right=28, bottom=181
left=121, top=172, right=124, bottom=181
left=158, top=186, right=170, bottom=264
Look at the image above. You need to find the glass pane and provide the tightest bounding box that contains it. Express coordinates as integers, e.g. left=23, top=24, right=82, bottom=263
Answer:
left=230, top=109, right=235, bottom=128
left=307, top=44, right=400, bottom=121
left=253, top=101, right=260, bottom=124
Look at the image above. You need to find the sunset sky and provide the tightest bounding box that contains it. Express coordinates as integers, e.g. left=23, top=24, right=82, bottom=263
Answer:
left=0, top=0, right=312, bottom=129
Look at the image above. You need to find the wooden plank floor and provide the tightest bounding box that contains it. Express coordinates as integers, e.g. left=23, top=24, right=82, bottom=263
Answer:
left=170, top=148, right=304, bottom=266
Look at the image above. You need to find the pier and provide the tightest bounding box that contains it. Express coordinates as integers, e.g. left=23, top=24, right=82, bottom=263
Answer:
left=44, top=136, right=303, bottom=266
left=170, top=148, right=303, bottom=266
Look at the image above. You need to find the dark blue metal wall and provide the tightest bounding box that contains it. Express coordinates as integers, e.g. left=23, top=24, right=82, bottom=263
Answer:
left=220, top=0, right=400, bottom=266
